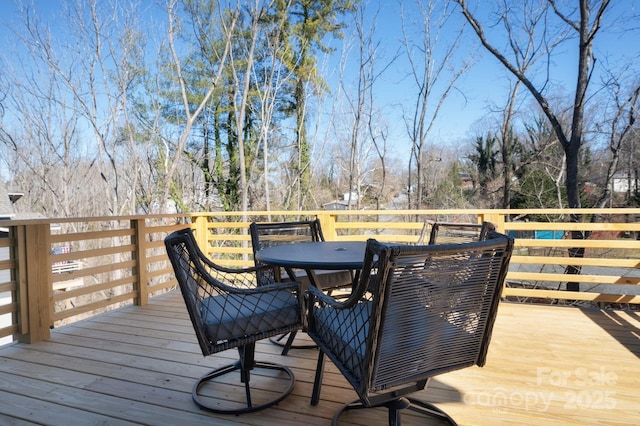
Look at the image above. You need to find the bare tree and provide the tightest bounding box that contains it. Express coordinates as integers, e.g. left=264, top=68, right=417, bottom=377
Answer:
left=593, top=75, right=640, bottom=208
left=400, top=0, right=472, bottom=209
left=0, top=64, right=84, bottom=218
left=332, top=3, right=393, bottom=210
left=0, top=0, right=146, bottom=218
left=498, top=81, right=522, bottom=209
left=158, top=0, right=235, bottom=213
left=456, top=0, right=614, bottom=211
left=456, top=0, right=629, bottom=291
left=252, top=3, right=296, bottom=214
left=227, top=3, right=262, bottom=216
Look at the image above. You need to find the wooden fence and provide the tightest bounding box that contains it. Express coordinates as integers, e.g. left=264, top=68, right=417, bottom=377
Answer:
left=1, top=208, right=639, bottom=345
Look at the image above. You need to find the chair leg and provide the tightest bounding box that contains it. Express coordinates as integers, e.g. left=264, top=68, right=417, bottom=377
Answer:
left=387, top=398, right=410, bottom=426
left=270, top=330, right=318, bottom=355
left=310, top=351, right=325, bottom=406
left=238, top=344, right=254, bottom=383
left=281, top=331, right=296, bottom=356
left=192, top=344, right=295, bottom=415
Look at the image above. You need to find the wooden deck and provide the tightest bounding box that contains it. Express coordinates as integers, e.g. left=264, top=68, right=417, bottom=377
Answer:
left=1, top=291, right=638, bottom=425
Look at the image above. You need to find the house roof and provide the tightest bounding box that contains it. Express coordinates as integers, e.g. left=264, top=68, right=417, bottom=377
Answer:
left=0, top=181, right=14, bottom=219
left=0, top=181, right=30, bottom=220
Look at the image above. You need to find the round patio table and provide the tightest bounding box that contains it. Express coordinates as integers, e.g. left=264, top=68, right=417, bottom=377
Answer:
left=255, top=241, right=366, bottom=288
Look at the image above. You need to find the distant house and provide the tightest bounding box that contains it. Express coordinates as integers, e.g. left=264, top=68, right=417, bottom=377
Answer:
left=459, top=173, right=474, bottom=190
left=323, top=201, right=350, bottom=210
left=323, top=192, right=358, bottom=211
left=612, top=174, right=638, bottom=193
left=0, top=181, right=41, bottom=226
left=0, top=181, right=17, bottom=221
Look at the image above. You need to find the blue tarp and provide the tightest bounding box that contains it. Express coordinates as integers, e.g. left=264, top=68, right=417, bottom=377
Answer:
left=534, top=230, right=564, bottom=240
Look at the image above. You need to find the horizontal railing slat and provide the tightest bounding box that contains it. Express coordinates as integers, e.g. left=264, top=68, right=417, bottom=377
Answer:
left=506, top=222, right=640, bottom=231
left=0, top=281, right=16, bottom=293
left=51, top=291, right=136, bottom=322
left=50, top=228, right=135, bottom=243
left=508, top=271, right=640, bottom=285
left=513, top=238, right=640, bottom=249
left=52, top=275, right=137, bottom=302
left=511, top=255, right=640, bottom=268
left=503, top=287, right=640, bottom=303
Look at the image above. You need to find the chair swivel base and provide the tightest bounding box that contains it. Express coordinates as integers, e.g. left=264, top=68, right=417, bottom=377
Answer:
left=270, top=330, right=318, bottom=355
left=192, top=361, right=295, bottom=415
left=333, top=397, right=457, bottom=426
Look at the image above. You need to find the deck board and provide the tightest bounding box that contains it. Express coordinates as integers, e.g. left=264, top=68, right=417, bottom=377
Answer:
left=1, top=291, right=638, bottom=425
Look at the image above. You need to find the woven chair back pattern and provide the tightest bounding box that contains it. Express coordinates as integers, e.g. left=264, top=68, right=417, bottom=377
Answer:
left=427, top=221, right=495, bottom=245
left=165, top=230, right=303, bottom=357
left=372, top=233, right=511, bottom=391
left=250, top=219, right=324, bottom=284
left=307, top=231, right=513, bottom=399
left=250, top=220, right=324, bottom=251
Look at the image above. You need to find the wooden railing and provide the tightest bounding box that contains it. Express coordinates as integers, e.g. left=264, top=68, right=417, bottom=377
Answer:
left=0, top=215, right=191, bottom=346
left=1, top=209, right=639, bottom=346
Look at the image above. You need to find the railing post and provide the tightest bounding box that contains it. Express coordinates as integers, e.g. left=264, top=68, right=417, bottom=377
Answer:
left=193, top=214, right=209, bottom=250
left=478, top=212, right=506, bottom=234
left=317, top=213, right=338, bottom=240
left=132, top=218, right=148, bottom=306
left=17, top=223, right=52, bottom=343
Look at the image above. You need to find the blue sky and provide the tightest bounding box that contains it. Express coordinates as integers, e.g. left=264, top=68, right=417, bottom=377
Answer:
left=346, top=0, right=638, bottom=155
left=1, top=0, right=638, bottom=162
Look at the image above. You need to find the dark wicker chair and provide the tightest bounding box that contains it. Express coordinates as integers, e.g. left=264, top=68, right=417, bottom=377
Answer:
left=250, top=220, right=354, bottom=355
left=164, top=228, right=303, bottom=415
left=306, top=231, right=514, bottom=425
left=417, top=221, right=495, bottom=245
left=249, top=219, right=353, bottom=290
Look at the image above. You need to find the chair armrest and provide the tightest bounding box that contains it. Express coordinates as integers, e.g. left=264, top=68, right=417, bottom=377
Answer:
left=306, top=243, right=379, bottom=310
left=193, top=255, right=302, bottom=295
left=205, top=273, right=302, bottom=296
left=307, top=283, right=365, bottom=310
left=199, top=253, right=277, bottom=276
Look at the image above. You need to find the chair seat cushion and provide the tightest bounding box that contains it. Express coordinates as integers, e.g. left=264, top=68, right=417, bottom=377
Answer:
left=201, top=290, right=300, bottom=343
left=313, top=301, right=371, bottom=378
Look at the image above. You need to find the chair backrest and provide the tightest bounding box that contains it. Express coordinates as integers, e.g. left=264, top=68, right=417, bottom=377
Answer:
left=417, top=221, right=495, bottom=245
left=165, top=229, right=223, bottom=356
left=249, top=220, right=324, bottom=279
left=250, top=219, right=324, bottom=252
left=165, top=228, right=303, bottom=357
left=308, top=230, right=513, bottom=404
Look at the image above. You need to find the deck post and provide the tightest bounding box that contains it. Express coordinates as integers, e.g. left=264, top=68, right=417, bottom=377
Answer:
left=316, top=213, right=338, bottom=240
left=17, top=223, right=52, bottom=343
left=132, top=218, right=149, bottom=306
left=478, top=212, right=506, bottom=234
left=193, top=215, right=209, bottom=250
